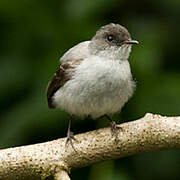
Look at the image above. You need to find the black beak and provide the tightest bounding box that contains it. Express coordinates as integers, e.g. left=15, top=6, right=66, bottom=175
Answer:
left=123, top=40, right=139, bottom=45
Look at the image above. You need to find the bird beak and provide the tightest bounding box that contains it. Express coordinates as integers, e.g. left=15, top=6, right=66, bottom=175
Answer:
left=123, top=40, right=139, bottom=45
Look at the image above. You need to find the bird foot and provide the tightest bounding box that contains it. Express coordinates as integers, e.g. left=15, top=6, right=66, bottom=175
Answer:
left=65, top=118, right=77, bottom=152
left=97, top=114, right=120, bottom=142
left=110, top=120, right=119, bottom=142
left=65, top=130, right=77, bottom=152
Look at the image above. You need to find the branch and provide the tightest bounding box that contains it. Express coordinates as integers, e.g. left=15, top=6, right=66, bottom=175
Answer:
left=0, top=113, right=180, bottom=180
left=54, top=170, right=70, bottom=180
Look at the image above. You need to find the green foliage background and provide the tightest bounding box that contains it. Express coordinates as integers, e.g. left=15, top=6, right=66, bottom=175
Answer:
left=0, top=0, right=180, bottom=179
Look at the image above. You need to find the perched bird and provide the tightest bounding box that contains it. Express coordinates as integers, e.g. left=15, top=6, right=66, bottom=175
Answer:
left=47, top=23, right=138, bottom=148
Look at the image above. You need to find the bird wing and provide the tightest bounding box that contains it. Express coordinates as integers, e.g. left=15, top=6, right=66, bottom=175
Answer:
left=60, top=41, right=90, bottom=63
left=46, top=59, right=82, bottom=109
left=47, top=41, right=90, bottom=109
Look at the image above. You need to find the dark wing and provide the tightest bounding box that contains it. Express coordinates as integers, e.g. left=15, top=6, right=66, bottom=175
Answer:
left=46, top=63, right=72, bottom=108
left=46, top=60, right=82, bottom=109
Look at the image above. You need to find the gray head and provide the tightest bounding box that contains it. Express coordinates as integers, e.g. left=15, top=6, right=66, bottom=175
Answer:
left=89, top=23, right=138, bottom=60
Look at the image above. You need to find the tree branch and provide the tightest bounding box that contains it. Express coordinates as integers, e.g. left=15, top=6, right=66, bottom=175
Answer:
left=0, top=113, right=180, bottom=180
left=54, top=170, right=70, bottom=180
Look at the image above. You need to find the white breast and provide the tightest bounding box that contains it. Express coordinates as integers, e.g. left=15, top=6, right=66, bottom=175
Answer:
left=53, top=55, right=135, bottom=119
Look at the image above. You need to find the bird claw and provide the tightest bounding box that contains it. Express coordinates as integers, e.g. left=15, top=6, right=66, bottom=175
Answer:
left=65, top=131, right=77, bottom=152
left=65, top=118, right=78, bottom=152
left=110, top=121, right=120, bottom=142
left=97, top=114, right=120, bottom=142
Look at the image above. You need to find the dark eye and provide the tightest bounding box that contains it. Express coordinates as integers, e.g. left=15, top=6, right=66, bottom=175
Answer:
left=107, top=34, right=114, bottom=42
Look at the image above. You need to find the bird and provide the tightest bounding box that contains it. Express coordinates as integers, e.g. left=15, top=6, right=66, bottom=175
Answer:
left=47, top=23, right=138, bottom=148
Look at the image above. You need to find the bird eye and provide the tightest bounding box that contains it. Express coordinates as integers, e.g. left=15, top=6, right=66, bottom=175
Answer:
left=107, top=35, right=114, bottom=42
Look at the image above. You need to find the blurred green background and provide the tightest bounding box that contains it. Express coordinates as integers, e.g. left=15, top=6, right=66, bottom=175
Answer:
left=0, top=0, right=180, bottom=179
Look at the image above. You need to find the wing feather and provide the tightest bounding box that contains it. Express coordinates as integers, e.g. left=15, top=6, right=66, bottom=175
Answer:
left=46, top=59, right=82, bottom=108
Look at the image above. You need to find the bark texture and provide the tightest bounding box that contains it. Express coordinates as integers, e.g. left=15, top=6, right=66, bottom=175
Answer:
left=0, top=113, right=180, bottom=180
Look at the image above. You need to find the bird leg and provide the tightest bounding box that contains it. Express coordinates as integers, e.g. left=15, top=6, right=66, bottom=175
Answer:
left=65, top=116, right=77, bottom=151
left=110, top=120, right=118, bottom=141
left=98, top=114, right=119, bottom=141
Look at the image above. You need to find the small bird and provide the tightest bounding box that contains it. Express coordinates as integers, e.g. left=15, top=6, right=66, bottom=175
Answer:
left=47, top=23, right=138, bottom=148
